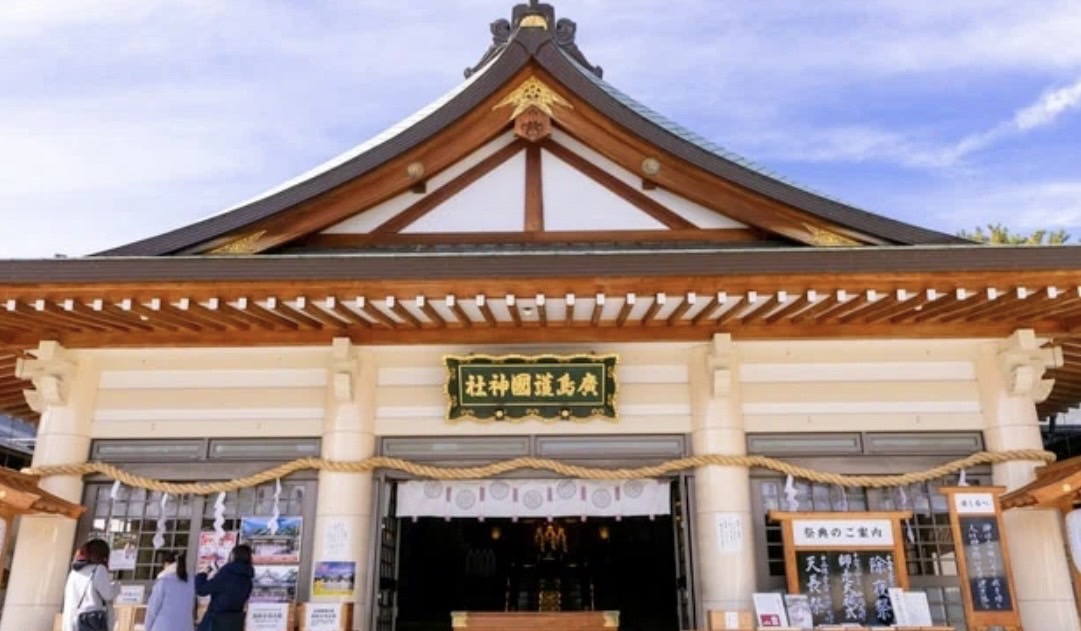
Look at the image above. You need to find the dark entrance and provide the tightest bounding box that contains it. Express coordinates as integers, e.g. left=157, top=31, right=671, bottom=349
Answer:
left=395, top=515, right=680, bottom=631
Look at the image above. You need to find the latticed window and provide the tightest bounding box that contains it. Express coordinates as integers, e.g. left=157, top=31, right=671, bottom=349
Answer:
left=754, top=474, right=985, bottom=629
left=86, top=485, right=195, bottom=582
left=79, top=479, right=313, bottom=590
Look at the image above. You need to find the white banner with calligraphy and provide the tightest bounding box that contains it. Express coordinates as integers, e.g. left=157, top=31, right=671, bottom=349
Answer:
left=792, top=518, right=893, bottom=547
left=396, top=478, right=669, bottom=519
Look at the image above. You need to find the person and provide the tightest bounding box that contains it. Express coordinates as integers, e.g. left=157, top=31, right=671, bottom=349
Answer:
left=61, top=539, right=121, bottom=631
left=145, top=550, right=196, bottom=631
left=194, top=544, right=254, bottom=631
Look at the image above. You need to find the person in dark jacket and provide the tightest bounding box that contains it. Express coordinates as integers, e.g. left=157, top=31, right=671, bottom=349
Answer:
left=194, top=544, right=254, bottom=631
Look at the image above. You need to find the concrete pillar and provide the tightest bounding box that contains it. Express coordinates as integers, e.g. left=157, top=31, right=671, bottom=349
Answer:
left=689, top=334, right=755, bottom=615
left=310, top=339, right=377, bottom=631
left=978, top=329, right=1080, bottom=630
left=0, top=342, right=96, bottom=631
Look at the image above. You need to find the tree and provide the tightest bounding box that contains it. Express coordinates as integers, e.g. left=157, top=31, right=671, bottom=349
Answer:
left=958, top=223, right=1071, bottom=245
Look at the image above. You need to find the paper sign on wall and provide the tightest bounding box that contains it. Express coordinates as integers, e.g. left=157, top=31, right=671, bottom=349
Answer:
left=715, top=513, right=744, bottom=554
left=246, top=603, right=290, bottom=631
left=305, top=603, right=345, bottom=631
left=116, top=585, right=145, bottom=605
left=322, top=517, right=350, bottom=560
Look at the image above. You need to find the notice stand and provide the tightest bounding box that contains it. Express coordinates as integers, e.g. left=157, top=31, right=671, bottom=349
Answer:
left=938, top=487, right=1023, bottom=631
left=769, top=511, right=912, bottom=628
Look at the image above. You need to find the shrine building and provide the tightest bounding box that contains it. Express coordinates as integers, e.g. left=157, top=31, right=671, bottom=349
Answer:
left=3, top=3, right=1081, bottom=631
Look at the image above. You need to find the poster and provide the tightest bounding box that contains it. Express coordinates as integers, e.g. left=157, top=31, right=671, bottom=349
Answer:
left=198, top=531, right=238, bottom=571
left=116, top=585, right=145, bottom=605
left=752, top=592, right=789, bottom=627
left=252, top=565, right=299, bottom=603
left=313, top=561, right=356, bottom=597
left=246, top=602, right=290, bottom=631
left=783, top=594, right=813, bottom=630
left=242, top=517, right=303, bottom=564
left=322, top=518, right=350, bottom=560
left=715, top=513, right=744, bottom=554
left=109, top=532, right=139, bottom=571
left=305, top=603, right=346, bottom=631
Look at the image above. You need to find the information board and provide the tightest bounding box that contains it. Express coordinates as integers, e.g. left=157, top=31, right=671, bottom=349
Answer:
left=769, top=511, right=912, bottom=629
left=795, top=549, right=900, bottom=626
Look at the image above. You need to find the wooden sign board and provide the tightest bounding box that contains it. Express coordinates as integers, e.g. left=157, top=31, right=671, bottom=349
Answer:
left=937, top=487, right=1022, bottom=631
left=769, top=511, right=912, bottom=628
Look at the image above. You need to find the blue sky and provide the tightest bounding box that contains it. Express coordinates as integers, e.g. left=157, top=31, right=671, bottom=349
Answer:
left=2, top=0, right=1080, bottom=257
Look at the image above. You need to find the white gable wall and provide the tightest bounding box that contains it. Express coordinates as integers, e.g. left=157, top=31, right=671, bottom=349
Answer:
left=404, top=152, right=527, bottom=233
left=321, top=129, right=748, bottom=236
left=542, top=149, right=666, bottom=230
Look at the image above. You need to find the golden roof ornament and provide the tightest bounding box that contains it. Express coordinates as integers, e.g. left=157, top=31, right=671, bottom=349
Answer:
left=207, top=230, right=267, bottom=255
left=805, top=224, right=862, bottom=247
left=494, top=76, right=573, bottom=120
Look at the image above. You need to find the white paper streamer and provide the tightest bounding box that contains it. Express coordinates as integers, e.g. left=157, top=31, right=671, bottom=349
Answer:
left=267, top=479, right=282, bottom=536
left=897, top=486, right=916, bottom=544
left=213, top=492, right=227, bottom=540
left=836, top=485, right=849, bottom=512
left=783, top=475, right=799, bottom=511
left=110, top=480, right=122, bottom=501
left=153, top=493, right=169, bottom=550
left=958, top=469, right=969, bottom=487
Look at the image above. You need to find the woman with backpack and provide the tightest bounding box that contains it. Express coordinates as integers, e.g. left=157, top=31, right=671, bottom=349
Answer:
left=145, top=550, right=196, bottom=631
left=61, top=538, right=121, bottom=631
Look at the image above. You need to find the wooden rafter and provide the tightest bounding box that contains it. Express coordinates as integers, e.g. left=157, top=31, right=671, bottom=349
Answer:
left=542, top=139, right=695, bottom=230
left=372, top=140, right=526, bottom=234
left=298, top=228, right=763, bottom=249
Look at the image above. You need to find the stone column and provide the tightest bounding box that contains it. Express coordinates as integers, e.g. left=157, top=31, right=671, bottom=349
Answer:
left=978, top=329, right=1080, bottom=630
left=0, top=342, right=96, bottom=631
left=310, top=339, right=377, bottom=630
left=689, top=334, right=755, bottom=616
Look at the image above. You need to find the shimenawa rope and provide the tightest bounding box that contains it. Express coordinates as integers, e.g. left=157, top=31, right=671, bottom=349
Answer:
left=23, top=449, right=1054, bottom=496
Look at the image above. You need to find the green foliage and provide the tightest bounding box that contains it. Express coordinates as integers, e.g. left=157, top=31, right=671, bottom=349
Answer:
left=958, top=223, right=1070, bottom=245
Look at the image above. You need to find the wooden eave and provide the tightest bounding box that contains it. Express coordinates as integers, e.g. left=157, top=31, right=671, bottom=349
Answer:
left=95, top=27, right=962, bottom=257
left=0, top=467, right=84, bottom=518
left=3, top=245, right=1081, bottom=422
left=1001, top=455, right=1081, bottom=509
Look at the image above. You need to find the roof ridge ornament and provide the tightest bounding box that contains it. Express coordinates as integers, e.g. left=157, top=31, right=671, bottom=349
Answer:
left=465, top=2, right=603, bottom=79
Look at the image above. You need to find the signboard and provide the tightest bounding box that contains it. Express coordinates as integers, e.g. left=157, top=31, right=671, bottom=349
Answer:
left=246, top=602, right=290, bottom=631
left=305, top=603, right=346, bottom=631
left=445, top=354, right=618, bottom=422
left=770, top=511, right=912, bottom=628
left=116, top=585, right=145, bottom=605
left=938, top=486, right=1022, bottom=630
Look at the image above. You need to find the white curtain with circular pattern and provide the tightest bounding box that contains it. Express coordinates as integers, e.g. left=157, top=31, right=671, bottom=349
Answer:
left=396, top=478, right=670, bottom=519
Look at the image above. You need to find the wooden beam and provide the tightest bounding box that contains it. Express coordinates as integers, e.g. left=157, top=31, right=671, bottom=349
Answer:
left=563, top=294, right=575, bottom=326
left=299, top=228, right=762, bottom=248
left=475, top=295, right=497, bottom=327
left=386, top=297, right=423, bottom=328
left=615, top=294, right=636, bottom=327
left=506, top=295, right=523, bottom=327
left=590, top=294, right=605, bottom=326
left=861, top=290, right=936, bottom=324
left=323, top=298, right=373, bottom=329
left=542, top=140, right=695, bottom=230
left=245, top=300, right=303, bottom=330
left=789, top=292, right=842, bottom=324
left=714, top=296, right=747, bottom=326
left=353, top=298, right=397, bottom=329
left=372, top=141, right=525, bottom=234
left=293, top=298, right=349, bottom=329
left=416, top=296, right=446, bottom=328
left=690, top=293, right=723, bottom=325
left=640, top=293, right=666, bottom=325
left=740, top=292, right=783, bottom=325
left=446, top=296, right=472, bottom=328
left=271, top=299, right=326, bottom=330
left=536, top=294, right=548, bottom=326
left=764, top=291, right=814, bottom=324
left=525, top=144, right=544, bottom=232
left=666, top=293, right=696, bottom=325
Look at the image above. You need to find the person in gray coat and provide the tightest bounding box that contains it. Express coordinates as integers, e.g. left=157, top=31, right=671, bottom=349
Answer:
left=145, top=550, right=196, bottom=631
left=61, top=539, right=121, bottom=631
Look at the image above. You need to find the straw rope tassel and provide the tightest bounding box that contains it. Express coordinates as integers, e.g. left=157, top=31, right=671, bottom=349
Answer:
left=22, top=450, right=1055, bottom=497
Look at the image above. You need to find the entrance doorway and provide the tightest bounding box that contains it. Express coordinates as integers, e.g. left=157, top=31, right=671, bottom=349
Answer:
left=373, top=478, right=695, bottom=631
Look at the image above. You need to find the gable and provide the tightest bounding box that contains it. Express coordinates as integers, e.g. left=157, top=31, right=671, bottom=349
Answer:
left=94, top=6, right=964, bottom=256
